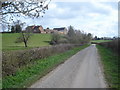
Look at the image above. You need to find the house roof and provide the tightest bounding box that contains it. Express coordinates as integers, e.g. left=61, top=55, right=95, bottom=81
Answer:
left=25, top=25, right=43, bottom=33
left=34, top=25, right=43, bottom=29
left=53, top=27, right=66, bottom=31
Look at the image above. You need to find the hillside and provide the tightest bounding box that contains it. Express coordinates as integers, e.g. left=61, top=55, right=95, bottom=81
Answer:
left=2, top=33, right=51, bottom=50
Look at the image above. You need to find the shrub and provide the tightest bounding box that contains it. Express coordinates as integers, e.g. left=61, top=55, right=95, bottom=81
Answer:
left=50, top=33, right=61, bottom=45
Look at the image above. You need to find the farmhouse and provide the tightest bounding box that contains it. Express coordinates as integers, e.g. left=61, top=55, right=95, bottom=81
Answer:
left=26, top=25, right=46, bottom=33
left=25, top=25, right=68, bottom=34
left=44, top=28, right=54, bottom=33
left=53, top=27, right=67, bottom=34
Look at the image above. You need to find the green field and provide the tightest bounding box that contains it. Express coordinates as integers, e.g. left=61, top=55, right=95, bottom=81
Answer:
left=96, top=45, right=119, bottom=89
left=91, top=40, right=112, bottom=43
left=2, top=33, right=51, bottom=50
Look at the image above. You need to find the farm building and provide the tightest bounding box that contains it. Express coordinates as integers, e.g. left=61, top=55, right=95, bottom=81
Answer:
left=44, top=28, right=54, bottom=33
left=26, top=25, right=46, bottom=33
left=53, top=27, right=68, bottom=34
left=25, top=25, right=68, bottom=34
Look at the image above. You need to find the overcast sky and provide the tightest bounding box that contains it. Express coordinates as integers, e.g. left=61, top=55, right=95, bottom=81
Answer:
left=25, top=1, right=118, bottom=37
left=2, top=0, right=118, bottom=37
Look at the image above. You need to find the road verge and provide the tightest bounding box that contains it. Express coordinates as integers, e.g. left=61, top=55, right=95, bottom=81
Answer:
left=96, top=45, right=119, bottom=89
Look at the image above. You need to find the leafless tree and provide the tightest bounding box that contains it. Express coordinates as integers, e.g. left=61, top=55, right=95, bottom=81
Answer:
left=0, top=0, right=51, bottom=24
left=14, top=21, right=32, bottom=47
left=66, top=25, right=92, bottom=44
left=15, top=30, right=32, bottom=47
left=11, top=20, right=25, bottom=33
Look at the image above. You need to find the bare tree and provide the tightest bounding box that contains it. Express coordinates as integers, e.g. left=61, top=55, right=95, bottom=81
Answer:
left=11, top=20, right=24, bottom=33
left=66, top=25, right=92, bottom=44
left=66, top=26, right=77, bottom=43
left=0, top=0, right=51, bottom=24
left=67, top=25, right=76, bottom=38
left=15, top=30, right=32, bottom=47
left=14, top=21, right=31, bottom=47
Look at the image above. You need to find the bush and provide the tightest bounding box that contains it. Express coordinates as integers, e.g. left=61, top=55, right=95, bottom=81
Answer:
left=50, top=33, right=61, bottom=45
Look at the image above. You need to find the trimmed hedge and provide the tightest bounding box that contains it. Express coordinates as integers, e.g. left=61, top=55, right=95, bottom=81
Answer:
left=2, top=44, right=80, bottom=77
left=98, top=39, right=119, bottom=54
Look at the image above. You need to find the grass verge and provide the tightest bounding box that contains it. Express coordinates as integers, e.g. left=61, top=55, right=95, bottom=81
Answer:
left=3, top=44, right=89, bottom=88
left=96, top=45, right=119, bottom=89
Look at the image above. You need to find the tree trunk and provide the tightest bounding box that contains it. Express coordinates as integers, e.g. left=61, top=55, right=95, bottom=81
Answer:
left=22, top=32, right=28, bottom=47
left=24, top=41, right=27, bottom=47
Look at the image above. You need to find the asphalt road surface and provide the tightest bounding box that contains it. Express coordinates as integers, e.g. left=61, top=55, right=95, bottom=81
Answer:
left=30, top=44, right=107, bottom=88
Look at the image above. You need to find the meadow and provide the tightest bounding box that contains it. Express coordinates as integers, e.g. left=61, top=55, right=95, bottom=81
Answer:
left=2, top=33, right=51, bottom=50
left=91, top=40, right=112, bottom=43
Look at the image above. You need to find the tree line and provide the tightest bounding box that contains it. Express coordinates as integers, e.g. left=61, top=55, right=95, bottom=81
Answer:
left=50, top=25, right=92, bottom=45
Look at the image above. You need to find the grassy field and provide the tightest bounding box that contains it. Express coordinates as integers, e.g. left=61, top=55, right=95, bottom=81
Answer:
left=2, top=33, right=51, bottom=50
left=96, top=45, right=119, bottom=89
left=3, top=44, right=89, bottom=88
left=91, top=40, right=112, bottom=43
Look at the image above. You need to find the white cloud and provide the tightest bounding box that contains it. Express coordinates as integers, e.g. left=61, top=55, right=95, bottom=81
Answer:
left=42, top=1, right=117, bottom=37
left=52, top=0, right=118, bottom=2
left=88, top=13, right=101, bottom=17
left=47, top=2, right=117, bottom=37
left=76, top=2, right=118, bottom=37
left=49, top=3, right=57, bottom=9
